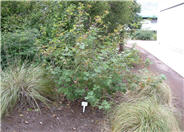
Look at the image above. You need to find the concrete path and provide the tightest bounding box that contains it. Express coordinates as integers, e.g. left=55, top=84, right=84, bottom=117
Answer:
left=127, top=40, right=184, bottom=78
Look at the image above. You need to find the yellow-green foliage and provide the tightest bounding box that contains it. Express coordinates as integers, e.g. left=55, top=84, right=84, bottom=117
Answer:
left=1, top=63, right=55, bottom=117
left=111, top=99, right=180, bottom=132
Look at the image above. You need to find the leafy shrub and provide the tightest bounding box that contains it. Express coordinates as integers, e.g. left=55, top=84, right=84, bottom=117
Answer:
left=1, top=1, right=35, bottom=32
left=1, top=1, right=141, bottom=110
left=122, top=48, right=141, bottom=67
left=0, top=63, right=55, bottom=117
left=125, top=70, right=171, bottom=105
left=1, top=1, right=141, bottom=34
left=1, top=29, right=40, bottom=69
left=37, top=3, right=141, bottom=110
left=111, top=99, right=180, bottom=132
left=132, top=30, right=156, bottom=40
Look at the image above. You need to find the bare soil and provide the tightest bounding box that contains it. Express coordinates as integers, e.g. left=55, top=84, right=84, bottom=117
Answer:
left=1, top=45, right=184, bottom=132
left=1, top=100, right=106, bottom=132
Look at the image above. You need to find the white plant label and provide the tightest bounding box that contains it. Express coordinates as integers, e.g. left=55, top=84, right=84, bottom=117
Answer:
left=81, top=101, right=88, bottom=113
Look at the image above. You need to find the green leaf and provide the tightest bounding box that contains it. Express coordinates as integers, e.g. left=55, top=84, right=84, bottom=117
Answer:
left=99, top=100, right=111, bottom=110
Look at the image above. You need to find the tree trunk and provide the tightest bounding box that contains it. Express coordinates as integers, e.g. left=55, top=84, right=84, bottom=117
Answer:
left=118, top=42, right=124, bottom=53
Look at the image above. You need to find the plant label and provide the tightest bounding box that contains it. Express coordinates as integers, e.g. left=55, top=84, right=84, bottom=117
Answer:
left=81, top=101, right=88, bottom=113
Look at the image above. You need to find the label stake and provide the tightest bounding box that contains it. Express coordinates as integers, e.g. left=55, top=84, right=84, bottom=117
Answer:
left=81, top=101, right=88, bottom=113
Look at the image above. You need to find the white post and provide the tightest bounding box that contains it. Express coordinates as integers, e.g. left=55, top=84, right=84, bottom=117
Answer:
left=81, top=101, right=88, bottom=113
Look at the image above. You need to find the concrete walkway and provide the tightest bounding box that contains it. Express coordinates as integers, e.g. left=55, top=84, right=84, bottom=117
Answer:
left=127, top=40, right=184, bottom=78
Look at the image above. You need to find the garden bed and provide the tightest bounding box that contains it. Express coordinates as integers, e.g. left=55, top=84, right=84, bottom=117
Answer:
left=2, top=2, right=182, bottom=132
left=1, top=100, right=105, bottom=132
left=2, top=48, right=183, bottom=132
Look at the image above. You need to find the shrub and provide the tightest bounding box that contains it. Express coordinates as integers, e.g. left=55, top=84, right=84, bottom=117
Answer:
left=111, top=99, right=180, bottom=132
left=0, top=63, right=55, bottom=117
left=36, top=3, right=141, bottom=110
left=132, top=30, right=156, bottom=40
left=125, top=70, right=171, bottom=105
left=1, top=1, right=142, bottom=111
left=1, top=1, right=141, bottom=33
left=1, top=29, right=40, bottom=69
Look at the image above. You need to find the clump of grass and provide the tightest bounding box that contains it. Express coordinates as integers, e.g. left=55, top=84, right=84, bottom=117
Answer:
left=1, top=63, right=55, bottom=117
left=111, top=98, right=180, bottom=132
left=107, top=70, right=179, bottom=132
left=126, top=70, right=171, bottom=105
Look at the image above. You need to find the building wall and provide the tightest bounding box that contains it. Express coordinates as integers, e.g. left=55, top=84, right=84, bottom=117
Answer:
left=158, top=3, right=184, bottom=54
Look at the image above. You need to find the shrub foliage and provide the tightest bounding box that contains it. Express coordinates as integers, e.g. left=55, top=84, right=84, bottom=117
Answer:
left=1, top=1, right=141, bottom=110
left=1, top=29, right=40, bottom=69
left=125, top=70, right=171, bottom=105
left=36, top=3, right=141, bottom=109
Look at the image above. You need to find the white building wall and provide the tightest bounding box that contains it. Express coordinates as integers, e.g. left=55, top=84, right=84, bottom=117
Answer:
left=158, top=3, right=184, bottom=54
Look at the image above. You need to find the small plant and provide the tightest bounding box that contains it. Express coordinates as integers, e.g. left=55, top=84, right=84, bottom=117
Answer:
left=111, top=98, right=180, bottom=132
left=1, top=63, right=55, bottom=117
left=144, top=58, right=152, bottom=67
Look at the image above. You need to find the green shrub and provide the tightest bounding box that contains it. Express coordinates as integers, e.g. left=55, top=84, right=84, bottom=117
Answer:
left=36, top=3, right=141, bottom=110
left=111, top=99, right=180, bottom=132
left=1, top=29, right=40, bottom=69
left=125, top=70, right=171, bottom=105
left=1, top=1, right=141, bottom=33
left=0, top=63, right=55, bottom=117
left=132, top=30, right=156, bottom=40
left=1, top=1, right=142, bottom=110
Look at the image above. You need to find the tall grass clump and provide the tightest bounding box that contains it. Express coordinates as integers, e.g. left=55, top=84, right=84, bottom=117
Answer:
left=1, top=63, right=55, bottom=117
left=111, top=98, right=180, bottom=132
